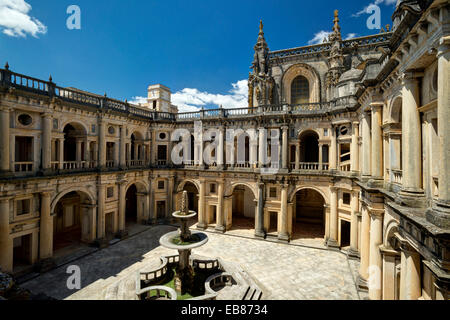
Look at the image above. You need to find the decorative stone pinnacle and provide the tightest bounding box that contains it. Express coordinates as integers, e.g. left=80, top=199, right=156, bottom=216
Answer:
left=333, top=10, right=340, bottom=33
left=259, top=20, right=264, bottom=34
left=5, top=62, right=9, bottom=70
left=49, top=75, right=53, bottom=82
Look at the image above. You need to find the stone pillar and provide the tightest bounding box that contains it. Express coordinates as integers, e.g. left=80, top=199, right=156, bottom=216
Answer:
left=250, top=130, right=258, bottom=168
left=58, top=138, right=64, bottom=169
left=330, top=127, right=337, bottom=170
left=327, top=186, right=339, bottom=248
left=215, top=180, right=225, bottom=232
left=76, top=139, right=83, bottom=163
left=0, top=108, right=10, bottom=173
left=255, top=182, right=265, bottom=238
left=258, top=128, right=266, bottom=168
left=318, top=143, right=323, bottom=170
left=98, top=121, right=106, bottom=169
left=118, top=181, right=127, bottom=235
left=119, top=126, right=126, bottom=169
left=400, top=243, right=422, bottom=300
left=349, top=190, right=360, bottom=257
left=368, top=210, right=383, bottom=300
left=400, top=72, right=424, bottom=203
left=168, top=177, right=174, bottom=217
left=217, top=128, right=224, bottom=170
left=427, top=40, right=450, bottom=228
left=197, top=180, right=206, bottom=229
left=0, top=197, right=12, bottom=272
left=358, top=204, right=371, bottom=290
left=278, top=184, right=289, bottom=242
left=295, top=143, right=300, bottom=170
left=351, top=121, right=360, bottom=173
left=97, top=185, right=105, bottom=239
left=371, top=104, right=383, bottom=180
left=39, top=192, right=53, bottom=260
left=41, top=113, right=52, bottom=172
left=361, top=111, right=372, bottom=178
left=282, top=126, right=289, bottom=170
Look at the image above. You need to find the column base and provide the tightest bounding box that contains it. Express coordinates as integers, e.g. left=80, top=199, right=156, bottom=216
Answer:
left=278, top=233, right=290, bottom=243
left=278, top=168, right=289, bottom=174
left=217, top=165, right=225, bottom=171
left=367, top=177, right=384, bottom=188
left=214, top=225, right=225, bottom=233
left=327, top=239, right=340, bottom=250
left=93, top=238, right=109, bottom=249
left=357, top=275, right=369, bottom=292
left=426, top=200, right=450, bottom=229
left=347, top=248, right=360, bottom=260
left=35, top=258, right=56, bottom=273
left=398, top=189, right=426, bottom=208
left=255, top=230, right=266, bottom=238
left=116, top=230, right=129, bottom=240
left=196, top=223, right=207, bottom=230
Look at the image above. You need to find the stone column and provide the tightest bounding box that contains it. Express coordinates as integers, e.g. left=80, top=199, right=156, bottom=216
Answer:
left=168, top=177, right=174, bottom=217
left=215, top=180, right=225, bottom=232
left=0, top=197, right=12, bottom=272
left=282, top=126, right=289, bottom=170
left=361, top=111, right=372, bottom=178
left=427, top=40, right=450, bottom=228
left=58, top=138, right=64, bottom=169
left=97, top=185, right=105, bottom=239
left=351, top=121, right=360, bottom=173
left=119, top=126, right=126, bottom=169
left=318, top=143, right=323, bottom=170
left=400, top=72, right=424, bottom=203
left=295, top=143, right=300, bottom=170
left=371, top=104, right=383, bottom=180
left=327, top=186, right=339, bottom=248
left=118, top=181, right=126, bottom=235
left=217, top=128, right=224, bottom=170
left=278, top=184, right=289, bottom=242
left=76, top=139, right=83, bottom=163
left=330, top=127, right=337, bottom=170
left=368, top=210, right=383, bottom=300
left=41, top=113, right=52, bottom=172
left=98, top=121, right=106, bottom=169
left=349, top=190, right=360, bottom=257
left=197, top=180, right=206, bottom=229
left=258, top=128, right=266, bottom=168
left=255, top=182, right=265, bottom=238
left=400, top=242, right=422, bottom=300
left=39, top=192, right=53, bottom=260
left=358, top=204, right=371, bottom=290
left=0, top=108, right=10, bottom=173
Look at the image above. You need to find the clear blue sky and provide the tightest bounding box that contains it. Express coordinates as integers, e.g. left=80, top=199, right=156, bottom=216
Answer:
left=0, top=0, right=396, bottom=106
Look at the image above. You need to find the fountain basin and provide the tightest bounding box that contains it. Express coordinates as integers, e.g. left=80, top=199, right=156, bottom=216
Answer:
left=172, top=211, right=197, bottom=220
left=160, top=231, right=208, bottom=251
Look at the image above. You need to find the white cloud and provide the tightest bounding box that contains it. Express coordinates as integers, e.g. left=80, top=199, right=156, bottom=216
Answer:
left=352, top=0, right=397, bottom=17
left=345, top=33, right=358, bottom=40
left=308, top=30, right=332, bottom=45
left=130, top=79, right=249, bottom=113
left=0, top=0, right=47, bottom=37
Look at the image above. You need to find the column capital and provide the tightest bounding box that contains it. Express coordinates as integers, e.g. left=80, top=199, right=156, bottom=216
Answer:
left=281, top=183, right=289, bottom=189
left=41, top=112, right=52, bottom=119
left=281, top=125, right=289, bottom=131
left=370, top=102, right=383, bottom=110
left=41, top=191, right=52, bottom=198
left=329, top=186, right=338, bottom=192
left=368, top=207, right=384, bottom=218
left=0, top=196, right=12, bottom=203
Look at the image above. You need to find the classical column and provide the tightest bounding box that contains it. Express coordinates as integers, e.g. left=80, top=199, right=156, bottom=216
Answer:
left=281, top=126, right=289, bottom=170
left=361, top=111, right=372, bottom=178
left=278, top=184, right=289, bottom=242
left=168, top=177, right=174, bottom=217
left=351, top=121, right=360, bottom=173
left=358, top=204, right=371, bottom=290
left=98, top=120, right=106, bottom=169
left=318, top=143, right=323, bottom=170
left=400, top=72, right=424, bottom=203
left=215, top=180, right=225, bottom=232
left=58, top=138, right=64, bottom=169
left=327, top=186, right=339, bottom=248
left=76, top=139, right=83, bottom=163
left=118, top=181, right=127, bottom=236
left=295, top=143, right=300, bottom=170
left=258, top=128, right=266, bottom=168
left=400, top=242, right=422, bottom=300
left=41, top=113, right=52, bottom=172
left=349, top=190, right=360, bottom=257
left=0, top=197, right=12, bottom=273
left=0, top=108, right=10, bottom=173
left=119, top=126, right=126, bottom=169
left=371, top=104, right=383, bottom=180
left=368, top=210, right=383, bottom=300
left=250, top=130, right=258, bottom=168
left=255, top=182, right=265, bottom=238
left=39, top=192, right=53, bottom=260
left=217, top=128, right=224, bottom=170
left=427, top=40, right=450, bottom=228
left=97, top=185, right=105, bottom=240
left=197, top=180, right=206, bottom=229
left=330, top=127, right=337, bottom=170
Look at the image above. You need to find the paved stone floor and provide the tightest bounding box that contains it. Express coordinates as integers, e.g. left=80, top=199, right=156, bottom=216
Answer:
left=21, top=225, right=361, bottom=300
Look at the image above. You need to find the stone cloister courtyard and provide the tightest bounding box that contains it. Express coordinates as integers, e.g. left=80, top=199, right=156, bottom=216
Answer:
left=19, top=224, right=362, bottom=300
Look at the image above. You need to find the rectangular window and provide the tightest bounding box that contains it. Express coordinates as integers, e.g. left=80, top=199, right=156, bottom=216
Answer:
left=17, top=199, right=31, bottom=216
left=269, top=187, right=277, bottom=198
left=324, top=129, right=329, bottom=137
left=210, top=184, right=216, bottom=194
left=343, top=193, right=351, bottom=206
left=91, top=124, right=96, bottom=133
left=107, top=187, right=114, bottom=199
left=53, top=119, right=59, bottom=130
left=158, top=181, right=165, bottom=190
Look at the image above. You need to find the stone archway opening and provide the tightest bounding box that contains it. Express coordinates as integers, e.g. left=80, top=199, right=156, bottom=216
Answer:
left=292, top=189, right=325, bottom=241
left=229, top=185, right=256, bottom=233
left=53, top=191, right=91, bottom=257
left=126, top=184, right=138, bottom=225
left=299, top=131, right=319, bottom=164
left=63, top=123, right=87, bottom=169
left=180, top=181, right=199, bottom=228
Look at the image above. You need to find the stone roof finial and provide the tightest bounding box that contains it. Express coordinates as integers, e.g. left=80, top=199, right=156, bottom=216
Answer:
left=49, top=75, right=53, bottom=82
left=259, top=20, right=264, bottom=34
left=333, top=10, right=340, bottom=33
left=5, top=62, right=9, bottom=70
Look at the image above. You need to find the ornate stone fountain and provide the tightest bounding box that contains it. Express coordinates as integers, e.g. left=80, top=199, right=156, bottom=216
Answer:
left=159, top=191, right=208, bottom=294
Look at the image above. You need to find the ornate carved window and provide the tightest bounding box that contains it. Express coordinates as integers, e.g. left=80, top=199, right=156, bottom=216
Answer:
left=291, top=76, right=310, bottom=105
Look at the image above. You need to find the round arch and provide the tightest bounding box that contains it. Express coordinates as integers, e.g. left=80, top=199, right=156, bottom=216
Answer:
left=51, top=187, right=95, bottom=214
left=61, top=121, right=88, bottom=135
left=125, top=180, right=149, bottom=194
left=388, top=96, right=402, bottom=123
left=384, top=220, right=400, bottom=247
left=282, top=64, right=321, bottom=104
left=289, top=185, right=329, bottom=205
left=227, top=182, right=257, bottom=199
left=177, top=179, right=201, bottom=193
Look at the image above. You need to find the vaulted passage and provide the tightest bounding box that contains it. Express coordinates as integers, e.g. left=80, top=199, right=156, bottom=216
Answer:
left=230, top=185, right=256, bottom=232
left=292, top=189, right=325, bottom=240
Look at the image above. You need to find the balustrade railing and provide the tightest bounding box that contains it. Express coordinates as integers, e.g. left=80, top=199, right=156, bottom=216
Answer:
left=14, top=162, right=33, bottom=173
left=106, top=160, right=115, bottom=168
left=340, top=162, right=351, bottom=172
left=390, top=169, right=403, bottom=185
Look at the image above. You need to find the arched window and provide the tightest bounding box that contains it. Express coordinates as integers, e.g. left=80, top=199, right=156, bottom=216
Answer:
left=291, top=76, right=310, bottom=105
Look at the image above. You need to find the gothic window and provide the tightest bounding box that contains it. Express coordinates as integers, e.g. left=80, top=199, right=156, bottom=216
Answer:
left=291, top=76, right=310, bottom=105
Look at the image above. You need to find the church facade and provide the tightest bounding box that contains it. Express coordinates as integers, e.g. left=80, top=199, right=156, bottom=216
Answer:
left=0, top=0, right=448, bottom=300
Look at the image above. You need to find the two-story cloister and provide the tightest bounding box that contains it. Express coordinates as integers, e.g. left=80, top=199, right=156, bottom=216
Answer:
left=0, top=0, right=449, bottom=300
